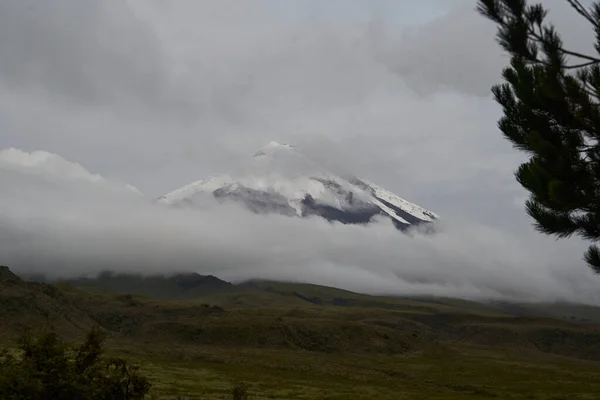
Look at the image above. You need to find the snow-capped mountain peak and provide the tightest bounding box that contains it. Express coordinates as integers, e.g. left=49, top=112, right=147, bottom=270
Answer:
left=158, top=141, right=438, bottom=230
left=253, top=140, right=298, bottom=157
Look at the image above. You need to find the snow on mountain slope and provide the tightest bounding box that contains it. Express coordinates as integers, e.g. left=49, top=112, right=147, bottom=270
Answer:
left=157, top=141, right=438, bottom=229
left=158, top=174, right=234, bottom=205
left=350, top=178, right=439, bottom=222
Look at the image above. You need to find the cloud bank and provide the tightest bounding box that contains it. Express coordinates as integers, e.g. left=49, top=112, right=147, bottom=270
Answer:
left=1, top=149, right=599, bottom=305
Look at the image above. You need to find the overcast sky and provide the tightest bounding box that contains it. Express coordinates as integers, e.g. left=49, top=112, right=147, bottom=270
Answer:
left=1, top=0, right=600, bottom=304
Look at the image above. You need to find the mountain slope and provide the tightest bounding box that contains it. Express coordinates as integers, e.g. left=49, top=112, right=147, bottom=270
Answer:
left=6, top=266, right=600, bottom=400
left=57, top=270, right=600, bottom=324
left=158, top=141, right=438, bottom=229
left=65, top=271, right=235, bottom=300
left=0, top=266, right=95, bottom=339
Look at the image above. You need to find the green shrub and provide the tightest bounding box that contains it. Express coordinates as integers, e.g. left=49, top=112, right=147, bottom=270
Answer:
left=231, top=382, right=249, bottom=400
left=0, top=327, right=151, bottom=400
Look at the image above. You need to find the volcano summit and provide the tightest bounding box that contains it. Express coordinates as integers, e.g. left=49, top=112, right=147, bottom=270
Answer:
left=158, top=141, right=438, bottom=230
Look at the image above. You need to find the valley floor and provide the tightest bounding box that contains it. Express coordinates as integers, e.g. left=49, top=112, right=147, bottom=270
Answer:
left=121, top=342, right=600, bottom=399
left=3, top=268, right=600, bottom=399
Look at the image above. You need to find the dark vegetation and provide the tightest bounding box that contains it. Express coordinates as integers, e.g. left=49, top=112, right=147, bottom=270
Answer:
left=66, top=270, right=234, bottom=300
left=478, top=0, right=600, bottom=273
left=3, top=265, right=600, bottom=398
left=0, top=327, right=150, bottom=400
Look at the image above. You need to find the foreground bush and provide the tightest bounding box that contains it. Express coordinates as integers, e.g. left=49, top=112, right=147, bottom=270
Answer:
left=231, top=382, right=249, bottom=400
left=0, top=327, right=151, bottom=400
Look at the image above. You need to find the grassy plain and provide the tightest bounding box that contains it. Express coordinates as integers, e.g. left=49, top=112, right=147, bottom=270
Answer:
left=3, top=266, right=600, bottom=399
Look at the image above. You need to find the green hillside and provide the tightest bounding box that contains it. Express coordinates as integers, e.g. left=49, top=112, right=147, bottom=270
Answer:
left=3, top=266, right=600, bottom=399
left=65, top=271, right=235, bottom=300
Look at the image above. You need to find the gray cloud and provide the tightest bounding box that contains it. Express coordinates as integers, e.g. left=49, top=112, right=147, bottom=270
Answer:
left=0, top=0, right=598, bottom=302
left=0, top=0, right=175, bottom=111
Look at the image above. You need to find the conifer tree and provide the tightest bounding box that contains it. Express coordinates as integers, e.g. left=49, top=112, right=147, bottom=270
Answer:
left=477, top=0, right=600, bottom=273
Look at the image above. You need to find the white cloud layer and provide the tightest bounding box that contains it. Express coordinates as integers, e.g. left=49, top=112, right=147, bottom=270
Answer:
left=0, top=148, right=141, bottom=194
left=1, top=149, right=599, bottom=305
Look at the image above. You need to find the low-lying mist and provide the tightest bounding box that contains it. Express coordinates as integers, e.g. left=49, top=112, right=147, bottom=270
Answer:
left=2, top=147, right=599, bottom=305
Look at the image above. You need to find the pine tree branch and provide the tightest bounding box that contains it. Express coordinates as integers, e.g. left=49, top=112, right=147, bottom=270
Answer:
left=553, top=44, right=600, bottom=64
left=564, top=60, right=600, bottom=69
left=523, top=56, right=599, bottom=70
left=479, top=0, right=600, bottom=276
left=526, top=25, right=600, bottom=66
left=566, top=0, right=599, bottom=28
left=573, top=83, right=597, bottom=98
left=584, top=244, right=600, bottom=273
left=485, top=1, right=600, bottom=66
